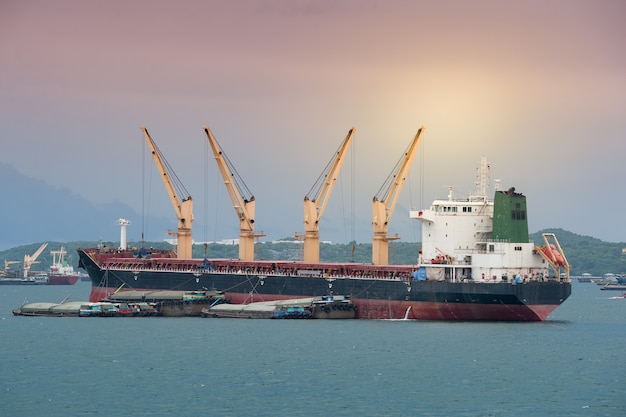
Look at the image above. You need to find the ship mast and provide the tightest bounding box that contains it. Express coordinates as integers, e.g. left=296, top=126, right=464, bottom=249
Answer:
left=297, top=128, right=355, bottom=263
left=471, top=156, right=490, bottom=202
left=117, top=218, right=131, bottom=250
left=371, top=127, right=424, bottom=265
left=203, top=126, right=265, bottom=261
left=141, top=126, right=194, bottom=259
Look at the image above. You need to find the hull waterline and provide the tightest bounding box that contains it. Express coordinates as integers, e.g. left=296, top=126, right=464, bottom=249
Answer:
left=80, top=250, right=570, bottom=321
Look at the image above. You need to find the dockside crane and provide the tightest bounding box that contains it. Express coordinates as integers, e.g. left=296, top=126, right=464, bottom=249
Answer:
left=372, top=126, right=424, bottom=265
left=23, top=242, right=48, bottom=277
left=297, top=128, right=355, bottom=263
left=203, top=126, right=265, bottom=261
left=3, top=260, right=20, bottom=272
left=141, top=126, right=194, bottom=259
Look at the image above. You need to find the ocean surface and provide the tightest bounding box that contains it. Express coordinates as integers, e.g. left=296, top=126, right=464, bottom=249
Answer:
left=0, top=280, right=623, bottom=417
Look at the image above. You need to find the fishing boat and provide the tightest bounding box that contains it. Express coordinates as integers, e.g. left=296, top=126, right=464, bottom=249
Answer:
left=77, top=157, right=571, bottom=321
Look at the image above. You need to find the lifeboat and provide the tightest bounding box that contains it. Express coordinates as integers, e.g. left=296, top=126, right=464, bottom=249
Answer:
left=542, top=244, right=565, bottom=266
left=431, top=255, right=446, bottom=264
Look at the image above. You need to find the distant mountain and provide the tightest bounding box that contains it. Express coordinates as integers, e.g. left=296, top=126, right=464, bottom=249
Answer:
left=2, top=162, right=623, bottom=276
left=0, top=162, right=172, bottom=250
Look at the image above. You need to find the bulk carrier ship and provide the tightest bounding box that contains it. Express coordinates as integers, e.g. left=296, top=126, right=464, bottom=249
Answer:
left=77, top=125, right=571, bottom=321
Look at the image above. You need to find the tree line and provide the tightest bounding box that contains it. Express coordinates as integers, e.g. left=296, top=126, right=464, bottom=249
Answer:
left=1, top=228, right=623, bottom=276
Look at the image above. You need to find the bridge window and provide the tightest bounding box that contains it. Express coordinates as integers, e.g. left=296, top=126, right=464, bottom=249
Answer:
left=510, top=203, right=526, bottom=220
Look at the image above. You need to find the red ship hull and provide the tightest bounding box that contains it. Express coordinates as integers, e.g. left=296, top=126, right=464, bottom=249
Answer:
left=47, top=274, right=79, bottom=285
left=86, top=276, right=567, bottom=322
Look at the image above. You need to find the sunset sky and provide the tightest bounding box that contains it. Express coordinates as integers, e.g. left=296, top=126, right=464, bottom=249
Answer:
left=2, top=0, right=625, bottom=245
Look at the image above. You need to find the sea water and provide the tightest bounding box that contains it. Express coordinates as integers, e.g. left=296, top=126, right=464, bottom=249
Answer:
left=0, top=281, right=623, bottom=417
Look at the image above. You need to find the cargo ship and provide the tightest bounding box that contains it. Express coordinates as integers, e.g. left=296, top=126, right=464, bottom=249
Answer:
left=77, top=157, right=571, bottom=321
left=47, top=246, right=79, bottom=285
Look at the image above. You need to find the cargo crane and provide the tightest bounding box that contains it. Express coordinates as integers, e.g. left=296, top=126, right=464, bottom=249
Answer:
left=372, top=127, right=424, bottom=265
left=3, top=260, right=20, bottom=273
left=22, top=242, right=48, bottom=277
left=297, top=128, right=355, bottom=263
left=203, top=126, right=265, bottom=261
left=141, top=126, right=194, bottom=259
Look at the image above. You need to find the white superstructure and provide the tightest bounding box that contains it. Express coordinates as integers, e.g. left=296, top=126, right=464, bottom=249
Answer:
left=410, top=158, right=566, bottom=283
left=49, top=246, right=75, bottom=276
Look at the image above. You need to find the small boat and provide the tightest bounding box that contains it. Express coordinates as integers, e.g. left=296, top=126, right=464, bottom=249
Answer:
left=610, top=293, right=626, bottom=299
left=116, top=302, right=142, bottom=316
left=134, top=302, right=159, bottom=315
left=13, top=294, right=84, bottom=317
left=33, top=272, right=49, bottom=284
left=104, top=289, right=226, bottom=316
left=201, top=295, right=356, bottom=319
left=0, top=273, right=48, bottom=285
left=271, top=305, right=313, bottom=319
left=201, top=302, right=276, bottom=319
left=79, top=302, right=119, bottom=317
left=0, top=276, right=38, bottom=285
left=13, top=301, right=86, bottom=317
left=600, top=283, right=626, bottom=291
left=310, top=295, right=357, bottom=319
left=114, top=302, right=159, bottom=316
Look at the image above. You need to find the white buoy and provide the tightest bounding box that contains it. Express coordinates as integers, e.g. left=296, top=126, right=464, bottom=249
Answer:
left=116, top=218, right=131, bottom=250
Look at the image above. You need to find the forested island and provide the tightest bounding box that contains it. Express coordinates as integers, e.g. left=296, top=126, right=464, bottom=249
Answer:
left=1, top=228, right=623, bottom=277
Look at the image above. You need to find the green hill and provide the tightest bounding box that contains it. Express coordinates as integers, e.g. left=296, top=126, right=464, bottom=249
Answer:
left=529, top=228, right=625, bottom=276
left=1, top=230, right=624, bottom=277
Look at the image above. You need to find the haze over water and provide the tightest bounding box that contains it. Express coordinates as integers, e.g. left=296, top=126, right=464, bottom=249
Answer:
left=0, top=281, right=623, bottom=416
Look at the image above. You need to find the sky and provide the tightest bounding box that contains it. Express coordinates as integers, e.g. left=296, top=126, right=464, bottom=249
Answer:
left=2, top=0, right=625, bottom=245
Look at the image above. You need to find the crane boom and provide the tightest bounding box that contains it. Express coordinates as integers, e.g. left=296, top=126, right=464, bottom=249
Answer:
left=4, top=260, right=20, bottom=271
left=141, top=126, right=194, bottom=259
left=300, top=127, right=355, bottom=263
left=203, top=126, right=265, bottom=261
left=372, top=126, right=424, bottom=265
left=23, top=242, right=48, bottom=278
